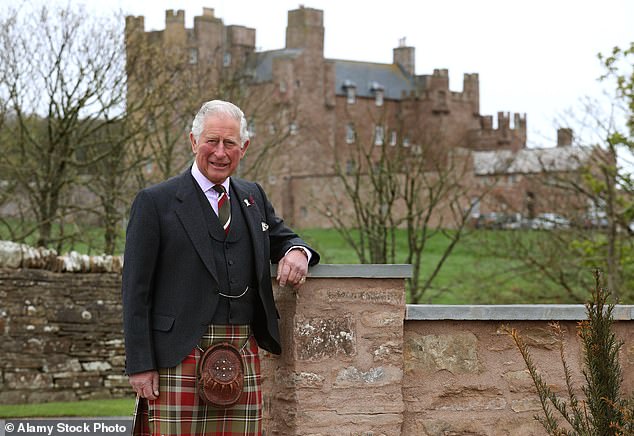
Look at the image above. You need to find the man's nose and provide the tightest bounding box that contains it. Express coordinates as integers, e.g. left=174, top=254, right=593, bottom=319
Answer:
left=212, top=142, right=228, bottom=155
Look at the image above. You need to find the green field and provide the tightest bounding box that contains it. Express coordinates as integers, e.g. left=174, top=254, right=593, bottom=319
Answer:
left=2, top=225, right=623, bottom=304
left=299, top=228, right=578, bottom=304
left=0, top=398, right=134, bottom=418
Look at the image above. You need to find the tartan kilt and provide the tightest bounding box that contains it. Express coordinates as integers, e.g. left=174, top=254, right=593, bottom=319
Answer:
left=132, top=324, right=262, bottom=436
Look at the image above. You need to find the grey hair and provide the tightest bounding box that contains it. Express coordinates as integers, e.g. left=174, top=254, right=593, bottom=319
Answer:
left=191, top=100, right=249, bottom=146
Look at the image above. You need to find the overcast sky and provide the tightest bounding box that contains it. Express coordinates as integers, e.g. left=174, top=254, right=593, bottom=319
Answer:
left=32, top=0, right=634, bottom=147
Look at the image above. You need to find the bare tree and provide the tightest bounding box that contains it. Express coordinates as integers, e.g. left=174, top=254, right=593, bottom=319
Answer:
left=317, top=106, right=493, bottom=302
left=0, top=4, right=131, bottom=250
left=316, top=109, right=401, bottom=264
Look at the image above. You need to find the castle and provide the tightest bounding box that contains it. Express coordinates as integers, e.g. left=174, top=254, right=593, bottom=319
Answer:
left=125, top=6, right=587, bottom=228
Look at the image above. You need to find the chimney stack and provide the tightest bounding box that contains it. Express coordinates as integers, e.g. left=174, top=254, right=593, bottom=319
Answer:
left=557, top=128, right=573, bottom=147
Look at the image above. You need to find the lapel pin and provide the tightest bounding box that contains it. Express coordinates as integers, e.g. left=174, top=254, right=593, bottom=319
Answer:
left=244, top=195, right=255, bottom=207
left=261, top=222, right=269, bottom=231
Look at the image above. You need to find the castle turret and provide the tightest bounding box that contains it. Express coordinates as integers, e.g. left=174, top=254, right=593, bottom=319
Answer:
left=164, top=9, right=186, bottom=45
left=285, top=6, right=324, bottom=56
left=463, top=73, right=479, bottom=115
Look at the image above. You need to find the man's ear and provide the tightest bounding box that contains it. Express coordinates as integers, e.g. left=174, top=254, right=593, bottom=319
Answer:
left=240, top=139, right=250, bottom=157
left=189, top=132, right=198, bottom=154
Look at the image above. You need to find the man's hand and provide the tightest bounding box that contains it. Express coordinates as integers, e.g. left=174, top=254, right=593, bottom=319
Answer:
left=277, top=249, right=309, bottom=289
left=129, top=370, right=159, bottom=400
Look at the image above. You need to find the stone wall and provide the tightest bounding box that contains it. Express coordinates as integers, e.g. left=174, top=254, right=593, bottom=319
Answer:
left=0, top=268, right=128, bottom=404
left=1, top=263, right=633, bottom=436
left=403, top=305, right=634, bottom=435
left=262, top=265, right=411, bottom=435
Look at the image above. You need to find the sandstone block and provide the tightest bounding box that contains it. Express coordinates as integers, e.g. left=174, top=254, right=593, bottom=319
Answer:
left=360, top=311, right=402, bottom=328
left=405, top=332, right=480, bottom=374
left=502, top=369, right=536, bottom=393
left=333, top=365, right=402, bottom=388
left=371, top=341, right=401, bottom=363
left=325, top=288, right=402, bottom=306
left=274, top=368, right=325, bottom=389
left=510, top=397, right=542, bottom=412
left=294, top=315, right=355, bottom=360
left=431, top=385, right=506, bottom=411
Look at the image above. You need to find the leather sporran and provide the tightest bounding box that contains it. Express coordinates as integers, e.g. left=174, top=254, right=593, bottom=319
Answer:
left=197, top=342, right=244, bottom=407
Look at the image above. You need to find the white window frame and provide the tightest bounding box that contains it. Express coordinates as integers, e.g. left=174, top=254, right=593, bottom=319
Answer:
left=374, top=125, right=384, bottom=146
left=346, top=124, right=356, bottom=144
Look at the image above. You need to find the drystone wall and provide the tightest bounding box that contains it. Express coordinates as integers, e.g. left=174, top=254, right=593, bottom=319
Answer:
left=0, top=267, right=128, bottom=403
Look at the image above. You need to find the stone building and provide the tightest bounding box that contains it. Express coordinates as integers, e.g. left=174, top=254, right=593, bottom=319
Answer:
left=125, top=6, right=590, bottom=229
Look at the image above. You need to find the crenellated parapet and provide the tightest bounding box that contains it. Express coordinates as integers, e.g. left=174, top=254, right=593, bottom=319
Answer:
left=469, top=111, right=527, bottom=151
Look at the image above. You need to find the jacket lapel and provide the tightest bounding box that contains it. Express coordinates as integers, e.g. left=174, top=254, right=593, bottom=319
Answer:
left=174, top=171, right=219, bottom=284
left=230, top=179, right=267, bottom=281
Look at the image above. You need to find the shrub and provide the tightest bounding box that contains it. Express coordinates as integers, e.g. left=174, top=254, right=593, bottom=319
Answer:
left=508, top=270, right=633, bottom=435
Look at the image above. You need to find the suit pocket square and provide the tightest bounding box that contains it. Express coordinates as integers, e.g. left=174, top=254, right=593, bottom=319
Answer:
left=261, top=222, right=269, bottom=231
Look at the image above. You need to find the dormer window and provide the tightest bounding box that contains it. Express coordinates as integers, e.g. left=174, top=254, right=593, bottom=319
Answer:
left=342, top=79, right=357, bottom=104
left=370, top=81, right=384, bottom=107
left=375, top=90, right=384, bottom=106
left=347, top=87, right=356, bottom=104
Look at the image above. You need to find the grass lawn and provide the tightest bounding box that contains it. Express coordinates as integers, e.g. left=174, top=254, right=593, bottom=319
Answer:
left=0, top=398, right=135, bottom=418
left=300, top=228, right=553, bottom=304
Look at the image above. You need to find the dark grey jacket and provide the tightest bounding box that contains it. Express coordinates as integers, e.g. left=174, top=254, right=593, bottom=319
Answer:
left=122, top=170, right=319, bottom=375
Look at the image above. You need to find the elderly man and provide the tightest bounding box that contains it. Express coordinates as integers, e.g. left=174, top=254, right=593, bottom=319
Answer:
left=122, top=100, right=319, bottom=435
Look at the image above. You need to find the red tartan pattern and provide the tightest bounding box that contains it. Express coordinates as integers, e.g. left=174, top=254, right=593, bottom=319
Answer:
left=132, top=325, right=262, bottom=436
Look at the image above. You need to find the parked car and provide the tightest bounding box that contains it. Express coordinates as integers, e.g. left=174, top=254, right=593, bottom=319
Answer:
left=530, top=213, right=570, bottom=230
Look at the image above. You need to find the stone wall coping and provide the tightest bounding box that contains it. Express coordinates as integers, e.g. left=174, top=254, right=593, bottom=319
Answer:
left=271, top=263, right=413, bottom=278
left=406, top=304, right=634, bottom=321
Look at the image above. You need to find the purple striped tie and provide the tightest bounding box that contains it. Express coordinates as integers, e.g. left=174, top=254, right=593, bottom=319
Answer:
left=213, top=185, right=231, bottom=235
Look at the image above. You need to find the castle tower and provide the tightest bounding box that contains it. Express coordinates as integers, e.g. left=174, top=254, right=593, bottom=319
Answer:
left=463, top=73, right=480, bottom=115
left=164, top=9, right=186, bottom=45
left=285, top=6, right=324, bottom=56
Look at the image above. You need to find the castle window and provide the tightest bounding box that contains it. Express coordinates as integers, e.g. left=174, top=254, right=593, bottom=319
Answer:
left=347, top=87, right=356, bottom=104
left=342, top=80, right=357, bottom=104
left=375, top=89, right=384, bottom=106
left=370, top=81, right=384, bottom=106
left=389, top=130, right=397, bottom=146
left=346, top=160, right=356, bottom=175
left=223, top=52, right=231, bottom=67
left=189, top=48, right=198, bottom=65
left=374, top=125, right=384, bottom=146
left=279, top=80, right=287, bottom=93
left=403, top=136, right=410, bottom=147
left=290, top=122, right=298, bottom=135
left=346, top=123, right=356, bottom=144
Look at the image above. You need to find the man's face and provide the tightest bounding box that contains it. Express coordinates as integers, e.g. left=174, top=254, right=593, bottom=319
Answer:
left=190, top=114, right=249, bottom=184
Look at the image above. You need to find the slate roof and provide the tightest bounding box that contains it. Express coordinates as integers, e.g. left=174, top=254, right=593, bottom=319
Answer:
left=252, top=51, right=416, bottom=100
left=472, top=146, right=594, bottom=175
left=333, top=60, right=415, bottom=100
left=252, top=49, right=303, bottom=83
